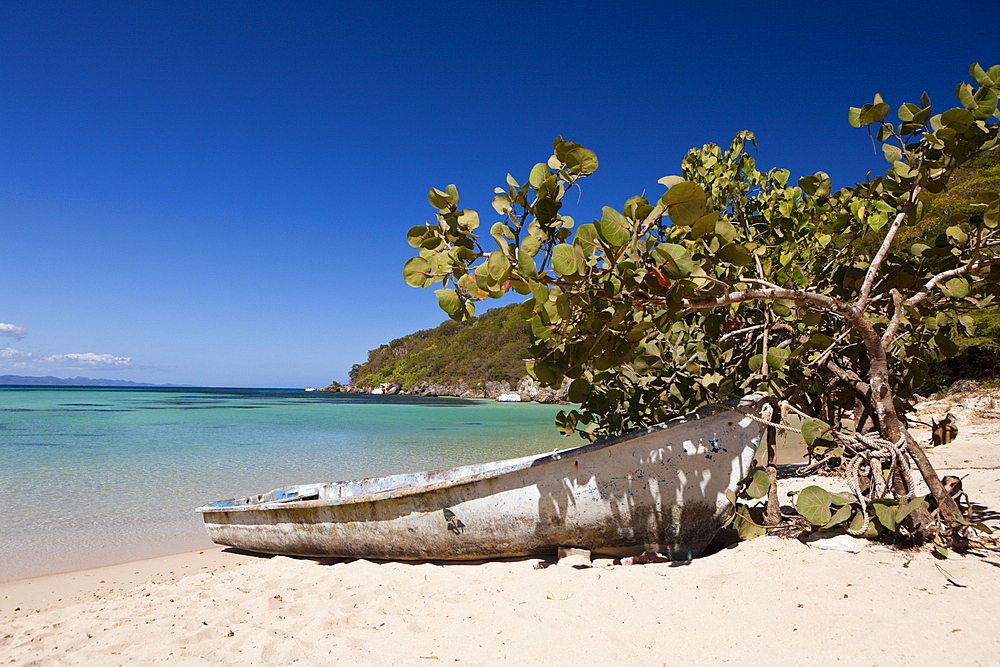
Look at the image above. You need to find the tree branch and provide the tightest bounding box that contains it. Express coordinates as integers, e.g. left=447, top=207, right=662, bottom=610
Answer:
left=683, top=287, right=862, bottom=324
left=904, top=256, right=1000, bottom=308
left=881, top=289, right=904, bottom=347
left=856, top=188, right=922, bottom=311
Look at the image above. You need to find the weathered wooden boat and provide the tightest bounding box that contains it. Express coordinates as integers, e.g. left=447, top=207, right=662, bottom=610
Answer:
left=196, top=394, right=767, bottom=561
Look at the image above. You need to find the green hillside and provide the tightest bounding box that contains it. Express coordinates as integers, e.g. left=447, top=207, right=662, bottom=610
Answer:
left=349, top=304, right=531, bottom=389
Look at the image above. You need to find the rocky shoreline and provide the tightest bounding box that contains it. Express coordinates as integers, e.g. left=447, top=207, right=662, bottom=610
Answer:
left=317, top=376, right=572, bottom=404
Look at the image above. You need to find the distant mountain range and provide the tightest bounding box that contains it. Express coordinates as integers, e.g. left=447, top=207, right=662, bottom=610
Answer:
left=0, top=375, right=185, bottom=387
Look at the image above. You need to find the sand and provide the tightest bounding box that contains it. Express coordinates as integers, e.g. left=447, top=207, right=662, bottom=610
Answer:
left=3, top=426, right=999, bottom=665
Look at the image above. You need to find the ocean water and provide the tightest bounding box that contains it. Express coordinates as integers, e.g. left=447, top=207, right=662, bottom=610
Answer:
left=0, top=387, right=572, bottom=581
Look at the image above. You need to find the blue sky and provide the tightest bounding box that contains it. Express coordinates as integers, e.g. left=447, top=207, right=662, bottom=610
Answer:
left=0, top=1, right=991, bottom=387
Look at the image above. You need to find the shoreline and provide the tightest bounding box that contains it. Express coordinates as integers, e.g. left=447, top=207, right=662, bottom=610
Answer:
left=3, top=424, right=998, bottom=662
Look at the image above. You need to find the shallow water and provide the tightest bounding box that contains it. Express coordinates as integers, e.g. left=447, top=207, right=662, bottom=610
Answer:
left=0, top=387, right=572, bottom=581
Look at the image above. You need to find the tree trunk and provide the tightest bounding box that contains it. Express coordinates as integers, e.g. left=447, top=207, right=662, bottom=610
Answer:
left=764, top=423, right=782, bottom=526
left=854, top=315, right=963, bottom=523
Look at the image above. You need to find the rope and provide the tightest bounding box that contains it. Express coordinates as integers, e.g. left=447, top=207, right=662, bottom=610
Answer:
left=708, top=399, right=914, bottom=535
left=836, top=430, right=913, bottom=535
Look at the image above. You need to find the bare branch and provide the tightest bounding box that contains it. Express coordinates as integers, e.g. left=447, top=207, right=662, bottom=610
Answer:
left=809, top=329, right=852, bottom=369
left=904, top=256, right=1000, bottom=308
left=856, top=188, right=922, bottom=311
left=717, top=323, right=766, bottom=342
left=683, top=287, right=861, bottom=323
left=881, top=289, right=904, bottom=347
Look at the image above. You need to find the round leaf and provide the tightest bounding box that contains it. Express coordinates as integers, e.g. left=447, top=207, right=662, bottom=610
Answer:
left=599, top=206, right=631, bottom=246
left=654, top=243, right=694, bottom=278
left=718, top=242, right=753, bottom=267
left=660, top=181, right=708, bottom=227
left=403, top=256, right=434, bottom=288
left=942, top=277, right=969, bottom=298
left=766, top=346, right=790, bottom=370
left=796, top=485, right=834, bottom=525
left=800, top=417, right=833, bottom=446
left=551, top=243, right=579, bottom=276
left=745, top=469, right=771, bottom=500
left=529, top=162, right=550, bottom=188
left=435, top=288, right=462, bottom=317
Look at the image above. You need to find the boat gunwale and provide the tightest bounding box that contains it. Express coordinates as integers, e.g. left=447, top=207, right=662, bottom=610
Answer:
left=196, top=394, right=766, bottom=514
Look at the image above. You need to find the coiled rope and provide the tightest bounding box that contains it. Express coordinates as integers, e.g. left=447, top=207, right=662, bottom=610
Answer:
left=710, top=399, right=914, bottom=535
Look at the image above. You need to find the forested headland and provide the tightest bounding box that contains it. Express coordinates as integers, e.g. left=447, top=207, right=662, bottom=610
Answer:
left=322, top=304, right=569, bottom=400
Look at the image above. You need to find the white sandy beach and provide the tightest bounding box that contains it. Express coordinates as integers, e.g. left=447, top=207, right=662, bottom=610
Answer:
left=3, top=424, right=999, bottom=666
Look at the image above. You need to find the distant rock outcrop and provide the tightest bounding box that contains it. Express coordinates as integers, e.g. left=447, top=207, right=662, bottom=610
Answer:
left=317, top=376, right=572, bottom=404
left=909, top=379, right=1000, bottom=432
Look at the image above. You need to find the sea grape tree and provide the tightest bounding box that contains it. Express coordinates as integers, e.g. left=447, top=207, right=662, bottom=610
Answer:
left=404, top=64, right=1000, bottom=535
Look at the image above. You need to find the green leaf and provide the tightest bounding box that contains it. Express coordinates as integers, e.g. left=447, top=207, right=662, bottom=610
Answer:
left=551, top=243, right=580, bottom=276
left=568, top=379, right=591, bottom=403
left=847, top=107, right=862, bottom=128
left=529, top=162, right=549, bottom=188
left=714, top=220, right=737, bottom=243
left=435, top=288, right=462, bottom=317
left=554, top=410, right=578, bottom=436
left=945, top=225, right=968, bottom=245
left=689, top=212, right=718, bottom=239
left=848, top=510, right=879, bottom=537
left=942, top=277, right=969, bottom=298
left=801, top=418, right=834, bottom=446
left=534, top=198, right=559, bottom=224
left=654, top=243, right=695, bottom=278
left=893, top=161, right=915, bottom=178
left=940, top=107, right=973, bottom=130
left=956, top=82, right=976, bottom=109
left=521, top=235, right=542, bottom=257
left=428, top=187, right=451, bottom=209
left=457, top=209, right=479, bottom=231
left=403, top=256, right=435, bottom=288
left=574, top=223, right=602, bottom=255
left=882, top=144, right=902, bottom=163
left=745, top=469, right=771, bottom=500
left=516, top=249, right=537, bottom=276
left=895, top=496, right=928, bottom=524
left=731, top=504, right=766, bottom=540
left=599, top=206, right=632, bottom=247
left=492, top=194, right=512, bottom=215
left=657, top=175, right=685, bottom=189
left=970, top=62, right=991, bottom=86
left=823, top=503, right=854, bottom=529
left=868, top=211, right=889, bottom=233
left=660, top=181, right=708, bottom=227
left=490, top=222, right=511, bottom=248
left=796, top=485, right=833, bottom=525
left=406, top=226, right=430, bottom=248
left=873, top=501, right=898, bottom=531
left=718, top=242, right=753, bottom=266
left=860, top=99, right=890, bottom=126
left=766, top=346, right=790, bottom=370
left=564, top=147, right=598, bottom=176
left=487, top=249, right=510, bottom=283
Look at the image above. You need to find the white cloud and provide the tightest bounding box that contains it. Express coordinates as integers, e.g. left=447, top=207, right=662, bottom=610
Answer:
left=44, top=352, right=132, bottom=369
left=0, top=323, right=28, bottom=340
left=0, top=348, right=132, bottom=372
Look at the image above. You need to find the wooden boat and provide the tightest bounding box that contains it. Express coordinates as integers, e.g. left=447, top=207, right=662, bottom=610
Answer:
left=196, top=394, right=767, bottom=561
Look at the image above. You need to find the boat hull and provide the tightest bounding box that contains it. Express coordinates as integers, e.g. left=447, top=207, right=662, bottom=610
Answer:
left=197, top=396, right=765, bottom=560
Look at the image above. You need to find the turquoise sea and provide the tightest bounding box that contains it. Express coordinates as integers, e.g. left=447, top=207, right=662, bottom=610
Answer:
left=0, top=387, right=572, bottom=581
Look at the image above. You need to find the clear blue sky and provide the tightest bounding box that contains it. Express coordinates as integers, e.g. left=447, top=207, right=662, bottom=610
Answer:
left=0, top=1, right=991, bottom=387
